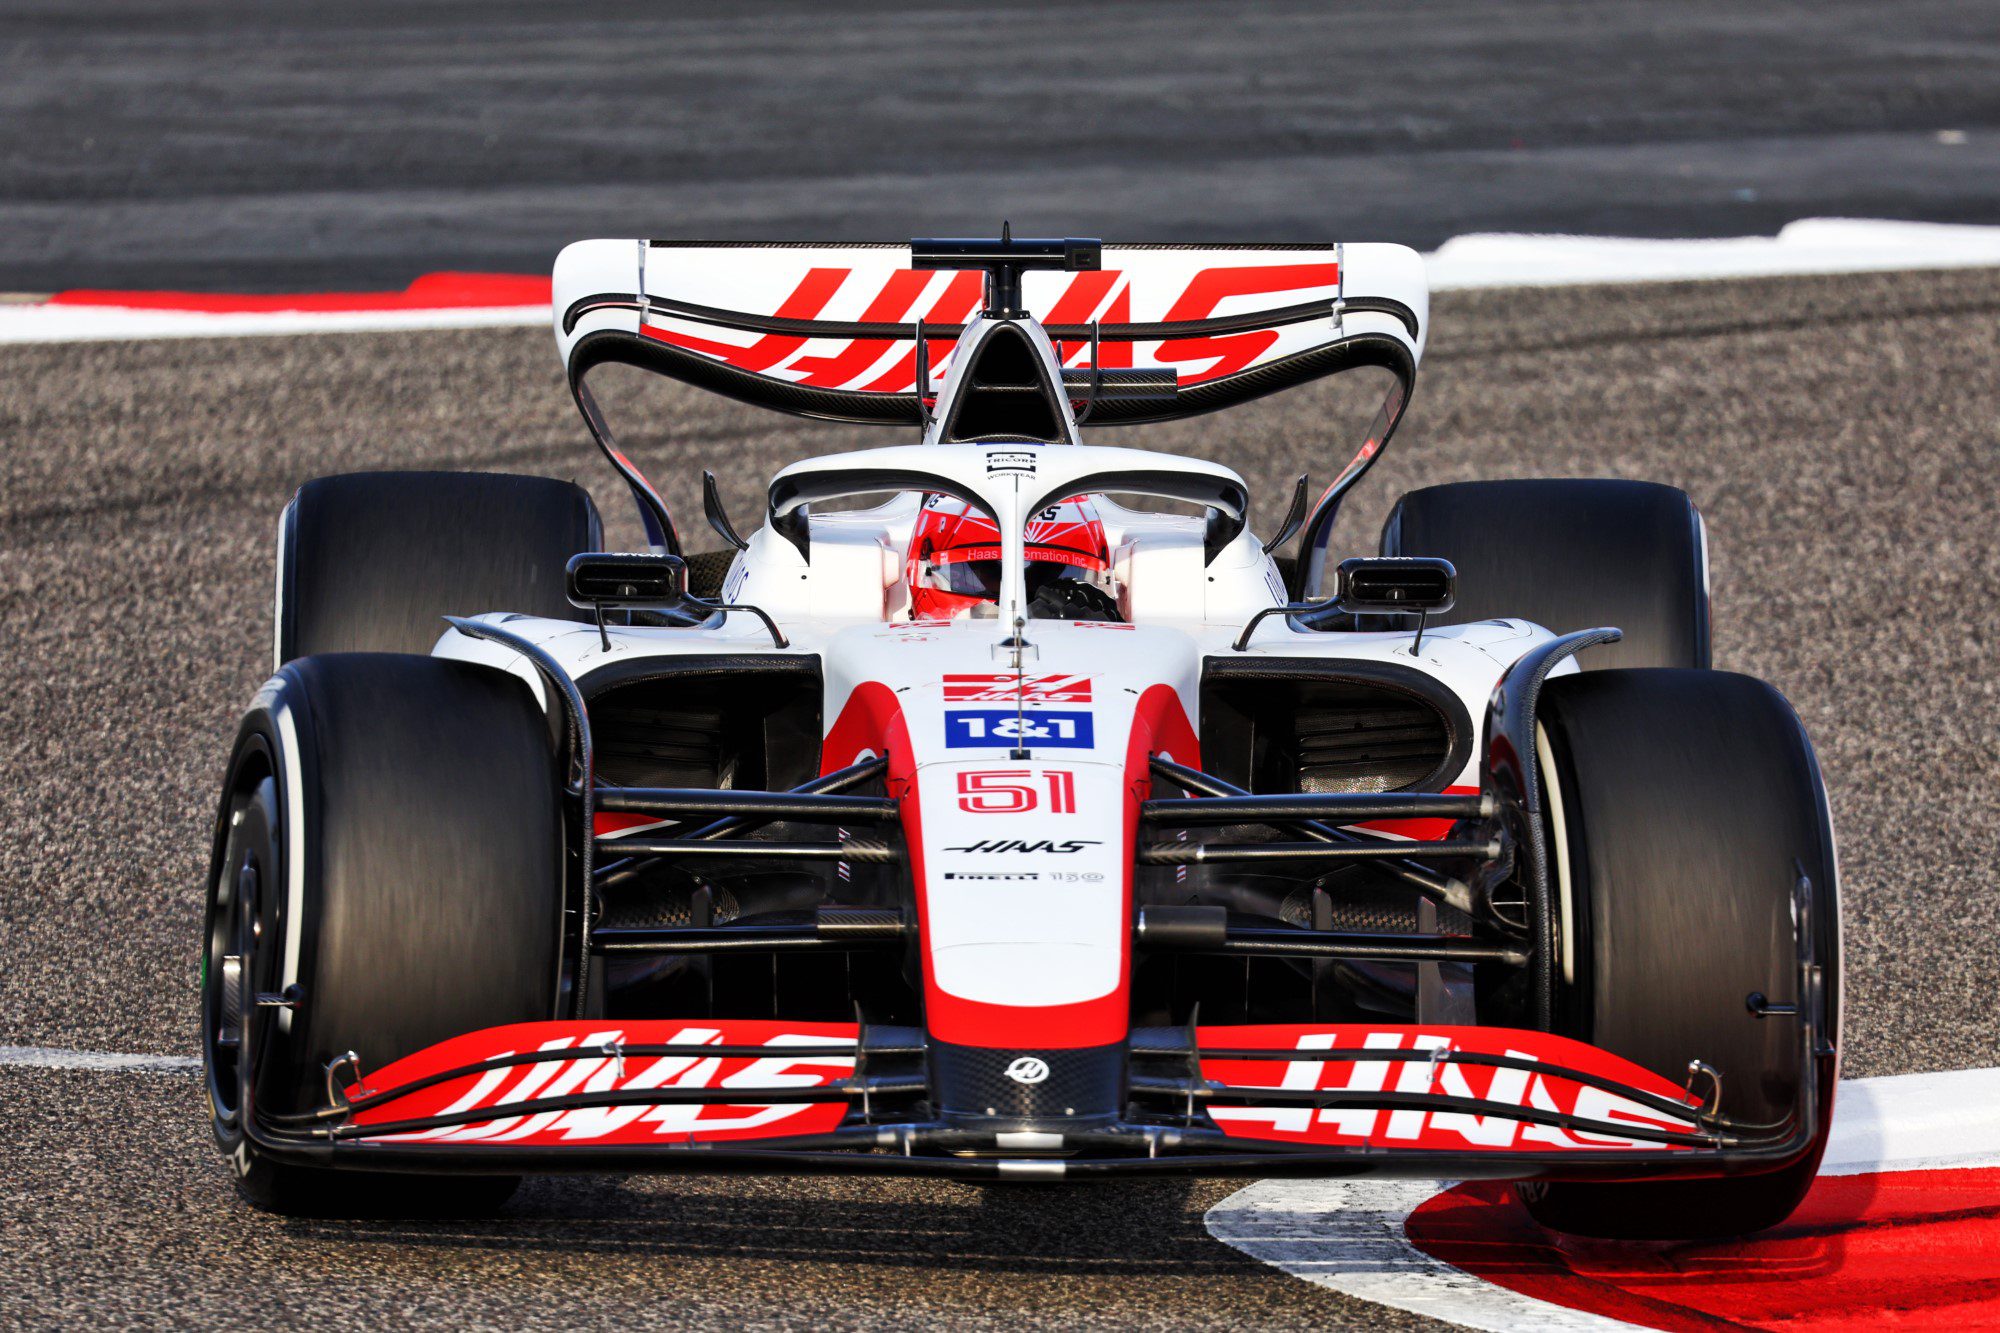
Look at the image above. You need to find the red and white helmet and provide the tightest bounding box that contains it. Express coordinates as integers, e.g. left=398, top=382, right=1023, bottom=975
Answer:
left=907, top=493, right=1111, bottom=621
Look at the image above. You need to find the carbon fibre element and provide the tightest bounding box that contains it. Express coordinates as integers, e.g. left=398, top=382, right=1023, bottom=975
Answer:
left=567, top=327, right=1413, bottom=428
left=560, top=288, right=1420, bottom=342
left=928, top=1040, right=1125, bottom=1123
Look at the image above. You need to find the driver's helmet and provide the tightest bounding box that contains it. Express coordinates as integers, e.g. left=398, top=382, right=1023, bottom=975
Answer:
left=907, top=493, right=1111, bottom=621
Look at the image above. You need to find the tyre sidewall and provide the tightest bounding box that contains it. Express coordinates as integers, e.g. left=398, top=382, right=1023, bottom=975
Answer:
left=1521, top=668, right=1840, bottom=1238
left=201, top=656, right=563, bottom=1214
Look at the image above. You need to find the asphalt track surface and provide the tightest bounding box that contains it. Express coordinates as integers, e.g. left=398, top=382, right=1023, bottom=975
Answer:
left=5, top=0, right=2000, bottom=292
left=3, top=266, right=1998, bottom=1327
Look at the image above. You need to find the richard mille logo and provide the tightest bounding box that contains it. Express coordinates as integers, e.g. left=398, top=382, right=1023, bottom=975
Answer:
left=1004, top=1057, right=1050, bottom=1085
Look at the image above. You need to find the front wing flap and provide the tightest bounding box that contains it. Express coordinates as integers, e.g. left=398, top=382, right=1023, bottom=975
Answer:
left=1188, top=1024, right=1701, bottom=1152
left=241, top=1019, right=1818, bottom=1179
left=347, top=1020, right=861, bottom=1147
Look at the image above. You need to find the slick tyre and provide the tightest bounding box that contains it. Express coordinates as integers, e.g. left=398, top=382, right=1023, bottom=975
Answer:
left=1518, top=668, right=1839, bottom=1239
left=277, top=470, right=601, bottom=664
left=1380, top=479, right=1709, bottom=669
left=201, top=653, right=566, bottom=1216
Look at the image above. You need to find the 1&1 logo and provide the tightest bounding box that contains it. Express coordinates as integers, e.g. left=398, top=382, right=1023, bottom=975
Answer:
left=944, top=710, right=1095, bottom=749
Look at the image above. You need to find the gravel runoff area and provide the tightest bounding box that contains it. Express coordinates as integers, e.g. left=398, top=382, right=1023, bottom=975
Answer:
left=2, top=267, right=1997, bottom=1327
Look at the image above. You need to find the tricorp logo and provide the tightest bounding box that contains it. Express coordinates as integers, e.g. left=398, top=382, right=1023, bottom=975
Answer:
left=984, top=449, right=1038, bottom=475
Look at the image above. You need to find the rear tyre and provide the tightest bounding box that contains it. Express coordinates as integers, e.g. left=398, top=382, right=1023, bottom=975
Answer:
left=278, top=470, right=602, bottom=663
left=1380, top=478, right=1709, bottom=669
left=1517, top=668, right=1839, bottom=1239
left=201, top=653, right=567, bottom=1215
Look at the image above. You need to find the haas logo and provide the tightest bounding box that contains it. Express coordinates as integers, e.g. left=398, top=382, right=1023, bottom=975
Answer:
left=946, top=839, right=1101, bottom=854
left=1005, top=1057, right=1051, bottom=1086
left=644, top=261, right=1341, bottom=390
left=356, top=1028, right=854, bottom=1146
left=1204, top=1031, right=1699, bottom=1151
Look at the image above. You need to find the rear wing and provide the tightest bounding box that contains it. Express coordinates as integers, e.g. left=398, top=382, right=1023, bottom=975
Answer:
left=554, top=240, right=1426, bottom=427
left=553, top=238, right=1425, bottom=590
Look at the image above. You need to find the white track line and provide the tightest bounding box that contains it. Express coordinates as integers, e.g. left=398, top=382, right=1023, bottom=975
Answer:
left=1210, top=1177, right=1644, bottom=1331
left=4, top=218, right=1999, bottom=345
left=0, top=1045, right=200, bottom=1073
left=1425, top=217, right=2000, bottom=289
left=1817, top=1065, right=2000, bottom=1175
left=1205, top=1066, right=2000, bottom=1331
left=0, top=303, right=548, bottom=344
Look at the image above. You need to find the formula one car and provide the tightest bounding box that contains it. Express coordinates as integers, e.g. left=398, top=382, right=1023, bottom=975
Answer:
left=202, top=232, right=1837, bottom=1237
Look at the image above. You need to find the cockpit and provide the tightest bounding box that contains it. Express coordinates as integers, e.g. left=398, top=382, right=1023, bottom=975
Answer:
left=907, top=492, right=1124, bottom=622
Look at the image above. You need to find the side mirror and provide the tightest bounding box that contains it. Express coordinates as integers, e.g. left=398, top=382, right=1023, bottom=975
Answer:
left=566, top=551, right=687, bottom=609
left=1233, top=556, right=1457, bottom=653
left=564, top=550, right=788, bottom=651
left=1334, top=556, right=1455, bottom=616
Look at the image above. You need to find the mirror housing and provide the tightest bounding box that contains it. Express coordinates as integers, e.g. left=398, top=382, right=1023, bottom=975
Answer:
left=566, top=551, right=687, bottom=609
left=565, top=550, right=788, bottom=650
left=1334, top=556, right=1455, bottom=616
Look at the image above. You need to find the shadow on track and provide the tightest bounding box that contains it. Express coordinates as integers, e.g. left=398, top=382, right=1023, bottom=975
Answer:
left=282, top=1176, right=1249, bottom=1275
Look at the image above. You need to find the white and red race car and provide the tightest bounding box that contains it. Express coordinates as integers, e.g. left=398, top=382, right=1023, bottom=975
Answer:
left=201, top=233, right=1837, bottom=1238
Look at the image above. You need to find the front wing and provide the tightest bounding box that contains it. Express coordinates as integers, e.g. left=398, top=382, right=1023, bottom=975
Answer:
left=244, top=1019, right=1820, bottom=1181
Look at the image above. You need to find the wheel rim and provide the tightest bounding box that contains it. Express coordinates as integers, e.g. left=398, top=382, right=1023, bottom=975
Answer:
left=204, top=833, right=251, bottom=1122
left=203, top=767, right=279, bottom=1132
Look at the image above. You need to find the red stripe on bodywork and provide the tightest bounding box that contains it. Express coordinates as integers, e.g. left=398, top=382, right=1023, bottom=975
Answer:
left=593, top=811, right=670, bottom=838
left=1154, top=262, right=1340, bottom=381
left=785, top=269, right=934, bottom=386
left=916, top=685, right=1196, bottom=1049
left=922, top=986, right=1129, bottom=1048
left=820, top=681, right=913, bottom=792
left=858, top=271, right=985, bottom=393
left=820, top=680, right=1197, bottom=1051
left=1048, top=273, right=1132, bottom=369
left=642, top=266, right=848, bottom=371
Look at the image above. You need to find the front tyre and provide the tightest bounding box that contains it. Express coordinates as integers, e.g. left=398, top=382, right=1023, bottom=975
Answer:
left=1518, top=668, right=1840, bottom=1239
left=201, top=653, right=567, bottom=1215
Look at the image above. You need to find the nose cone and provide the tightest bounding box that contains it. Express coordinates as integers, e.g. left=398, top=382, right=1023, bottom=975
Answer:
left=928, top=1039, right=1127, bottom=1128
